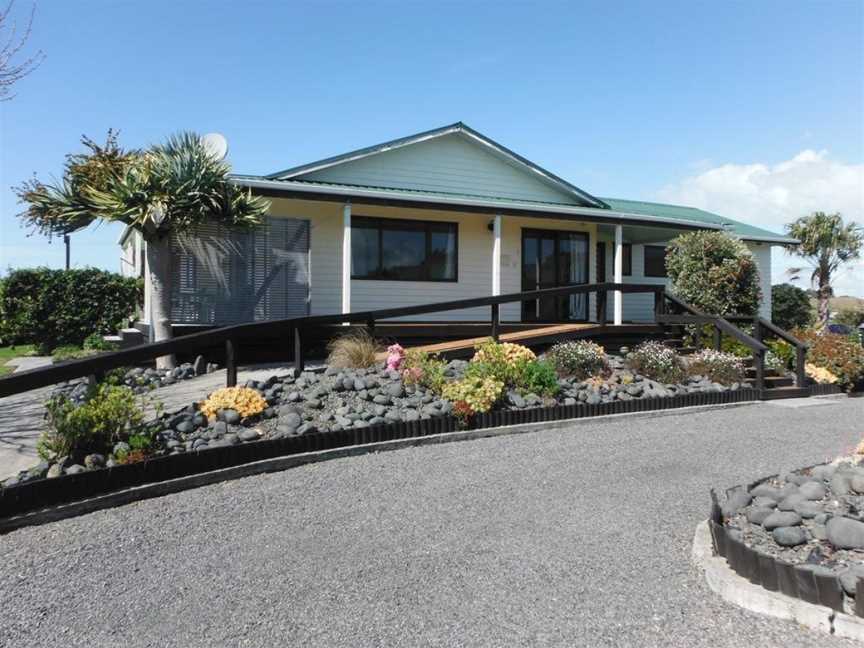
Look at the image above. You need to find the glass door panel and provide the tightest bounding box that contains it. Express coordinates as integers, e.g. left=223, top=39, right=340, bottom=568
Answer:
left=521, top=229, right=589, bottom=322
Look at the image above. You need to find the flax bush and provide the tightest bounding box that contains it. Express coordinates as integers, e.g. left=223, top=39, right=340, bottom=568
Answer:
left=686, top=349, right=746, bottom=384
left=547, top=340, right=608, bottom=379
left=626, top=341, right=685, bottom=383
left=326, top=329, right=381, bottom=369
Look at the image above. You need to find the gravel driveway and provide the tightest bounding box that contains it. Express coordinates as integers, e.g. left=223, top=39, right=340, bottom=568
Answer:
left=1, top=397, right=862, bottom=647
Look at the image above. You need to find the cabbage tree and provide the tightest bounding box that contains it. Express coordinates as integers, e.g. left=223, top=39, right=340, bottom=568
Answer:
left=15, top=131, right=270, bottom=368
left=786, top=212, right=862, bottom=329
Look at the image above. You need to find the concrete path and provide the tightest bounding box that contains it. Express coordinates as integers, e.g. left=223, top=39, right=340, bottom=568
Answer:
left=1, top=397, right=861, bottom=647
left=0, top=362, right=308, bottom=480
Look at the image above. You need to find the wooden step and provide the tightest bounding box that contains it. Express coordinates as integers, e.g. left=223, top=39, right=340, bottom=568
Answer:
left=760, top=386, right=811, bottom=400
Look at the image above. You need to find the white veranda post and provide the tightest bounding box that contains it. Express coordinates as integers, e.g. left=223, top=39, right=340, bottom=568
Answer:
left=492, top=214, right=502, bottom=296
left=341, top=202, right=351, bottom=323
left=614, top=224, right=623, bottom=325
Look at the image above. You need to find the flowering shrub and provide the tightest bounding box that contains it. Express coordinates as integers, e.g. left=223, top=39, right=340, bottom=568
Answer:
left=686, top=349, right=745, bottom=384
left=764, top=350, right=786, bottom=373
left=626, top=341, right=685, bottom=383
left=794, top=329, right=864, bottom=390
left=199, top=387, right=267, bottom=420
left=805, top=363, right=838, bottom=384
left=386, top=344, right=405, bottom=371
left=442, top=375, right=504, bottom=420
left=547, top=340, right=608, bottom=379
left=469, top=339, right=535, bottom=385
left=767, top=339, right=795, bottom=369
left=401, top=349, right=447, bottom=393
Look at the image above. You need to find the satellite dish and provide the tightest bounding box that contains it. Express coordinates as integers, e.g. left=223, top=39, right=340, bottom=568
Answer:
left=202, top=132, right=229, bottom=161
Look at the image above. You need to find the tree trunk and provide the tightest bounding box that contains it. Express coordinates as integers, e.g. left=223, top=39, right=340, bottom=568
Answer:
left=817, top=279, right=831, bottom=330
left=146, top=235, right=176, bottom=369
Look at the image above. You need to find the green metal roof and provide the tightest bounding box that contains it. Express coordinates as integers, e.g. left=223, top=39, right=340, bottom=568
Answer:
left=599, top=198, right=796, bottom=244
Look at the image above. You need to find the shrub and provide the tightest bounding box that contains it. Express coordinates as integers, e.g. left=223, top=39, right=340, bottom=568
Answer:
left=199, top=386, right=267, bottom=420
left=469, top=339, right=535, bottom=385
left=626, top=341, right=685, bottom=383
left=401, top=349, right=447, bottom=393
left=83, top=332, right=117, bottom=351
left=666, top=231, right=761, bottom=316
left=51, top=345, right=100, bottom=363
left=547, top=340, right=608, bottom=379
left=766, top=339, right=795, bottom=369
left=764, top=350, right=787, bottom=373
left=442, top=375, right=504, bottom=420
left=794, top=329, right=864, bottom=390
left=0, top=267, right=141, bottom=353
left=834, top=308, right=864, bottom=329
left=686, top=349, right=746, bottom=384
left=38, top=384, right=145, bottom=460
left=516, top=359, right=560, bottom=397
left=771, top=283, right=814, bottom=330
left=326, top=329, right=381, bottom=369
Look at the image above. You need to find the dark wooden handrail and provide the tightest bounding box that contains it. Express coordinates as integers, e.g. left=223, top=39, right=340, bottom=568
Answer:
left=725, top=315, right=808, bottom=388
left=0, top=282, right=794, bottom=397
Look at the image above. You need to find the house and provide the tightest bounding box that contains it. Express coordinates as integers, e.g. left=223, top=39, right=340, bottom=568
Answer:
left=120, top=122, right=795, bottom=334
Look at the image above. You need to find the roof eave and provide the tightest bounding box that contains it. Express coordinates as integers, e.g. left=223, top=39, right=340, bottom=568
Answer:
left=232, top=176, right=723, bottom=231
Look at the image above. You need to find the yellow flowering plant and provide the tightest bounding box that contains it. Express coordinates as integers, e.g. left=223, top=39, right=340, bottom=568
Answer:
left=442, top=375, right=504, bottom=419
left=199, top=386, right=267, bottom=420
left=805, top=363, right=838, bottom=385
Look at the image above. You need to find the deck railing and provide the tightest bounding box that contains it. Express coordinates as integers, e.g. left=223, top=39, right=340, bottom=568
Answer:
left=0, top=283, right=801, bottom=398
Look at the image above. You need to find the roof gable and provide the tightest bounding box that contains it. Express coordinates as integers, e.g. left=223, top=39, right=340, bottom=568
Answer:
left=267, top=123, right=607, bottom=208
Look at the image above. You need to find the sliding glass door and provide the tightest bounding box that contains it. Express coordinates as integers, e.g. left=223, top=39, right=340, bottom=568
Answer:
left=521, top=229, right=589, bottom=322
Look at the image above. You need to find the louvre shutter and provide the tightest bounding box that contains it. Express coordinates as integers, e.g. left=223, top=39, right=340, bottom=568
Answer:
left=170, top=217, right=310, bottom=325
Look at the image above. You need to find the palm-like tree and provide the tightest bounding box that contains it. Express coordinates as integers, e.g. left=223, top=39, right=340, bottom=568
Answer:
left=785, top=212, right=863, bottom=329
left=16, top=131, right=270, bottom=368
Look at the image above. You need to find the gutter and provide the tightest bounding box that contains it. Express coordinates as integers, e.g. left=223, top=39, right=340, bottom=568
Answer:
left=232, top=176, right=726, bottom=232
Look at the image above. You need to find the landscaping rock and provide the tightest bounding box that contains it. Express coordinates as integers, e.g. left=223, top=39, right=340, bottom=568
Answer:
left=46, top=464, right=63, bottom=479
left=799, top=481, right=827, bottom=500
left=65, top=464, right=85, bottom=475
left=238, top=429, right=260, bottom=442
left=222, top=409, right=241, bottom=425
left=84, top=454, right=105, bottom=469
left=773, top=526, right=807, bottom=547
left=827, top=516, right=864, bottom=549
left=746, top=507, right=774, bottom=525
left=762, top=511, right=802, bottom=531
left=722, top=488, right=752, bottom=517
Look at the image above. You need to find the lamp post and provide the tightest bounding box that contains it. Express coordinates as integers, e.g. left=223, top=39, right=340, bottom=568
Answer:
left=64, top=233, right=70, bottom=270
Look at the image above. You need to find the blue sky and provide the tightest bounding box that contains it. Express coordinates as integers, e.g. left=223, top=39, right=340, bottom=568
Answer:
left=1, top=0, right=862, bottom=293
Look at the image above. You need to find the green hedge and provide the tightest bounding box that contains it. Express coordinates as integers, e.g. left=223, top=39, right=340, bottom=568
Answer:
left=0, top=268, right=142, bottom=353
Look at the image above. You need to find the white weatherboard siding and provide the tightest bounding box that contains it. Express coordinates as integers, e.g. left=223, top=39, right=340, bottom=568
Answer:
left=746, top=242, right=773, bottom=320
left=599, top=239, right=668, bottom=322
left=300, top=133, right=579, bottom=205
left=266, top=198, right=598, bottom=322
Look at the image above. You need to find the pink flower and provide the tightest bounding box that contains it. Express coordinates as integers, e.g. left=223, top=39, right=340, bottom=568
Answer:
left=386, top=343, right=405, bottom=371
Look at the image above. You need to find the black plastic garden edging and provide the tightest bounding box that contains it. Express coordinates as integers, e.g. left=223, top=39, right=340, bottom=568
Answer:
left=0, top=388, right=761, bottom=521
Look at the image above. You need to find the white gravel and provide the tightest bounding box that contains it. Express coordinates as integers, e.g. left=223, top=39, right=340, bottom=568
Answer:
left=1, top=396, right=862, bottom=647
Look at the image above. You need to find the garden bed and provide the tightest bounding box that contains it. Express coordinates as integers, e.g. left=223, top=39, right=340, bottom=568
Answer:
left=711, top=459, right=864, bottom=616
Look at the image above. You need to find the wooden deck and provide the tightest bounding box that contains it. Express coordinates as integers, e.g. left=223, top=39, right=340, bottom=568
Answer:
left=405, top=323, right=598, bottom=356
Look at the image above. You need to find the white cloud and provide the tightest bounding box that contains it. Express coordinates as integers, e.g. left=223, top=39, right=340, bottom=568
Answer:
left=656, top=150, right=864, bottom=298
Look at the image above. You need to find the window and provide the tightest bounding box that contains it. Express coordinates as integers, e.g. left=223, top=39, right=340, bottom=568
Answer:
left=644, top=245, right=668, bottom=278
left=622, top=243, right=632, bottom=276
left=351, top=217, right=457, bottom=281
